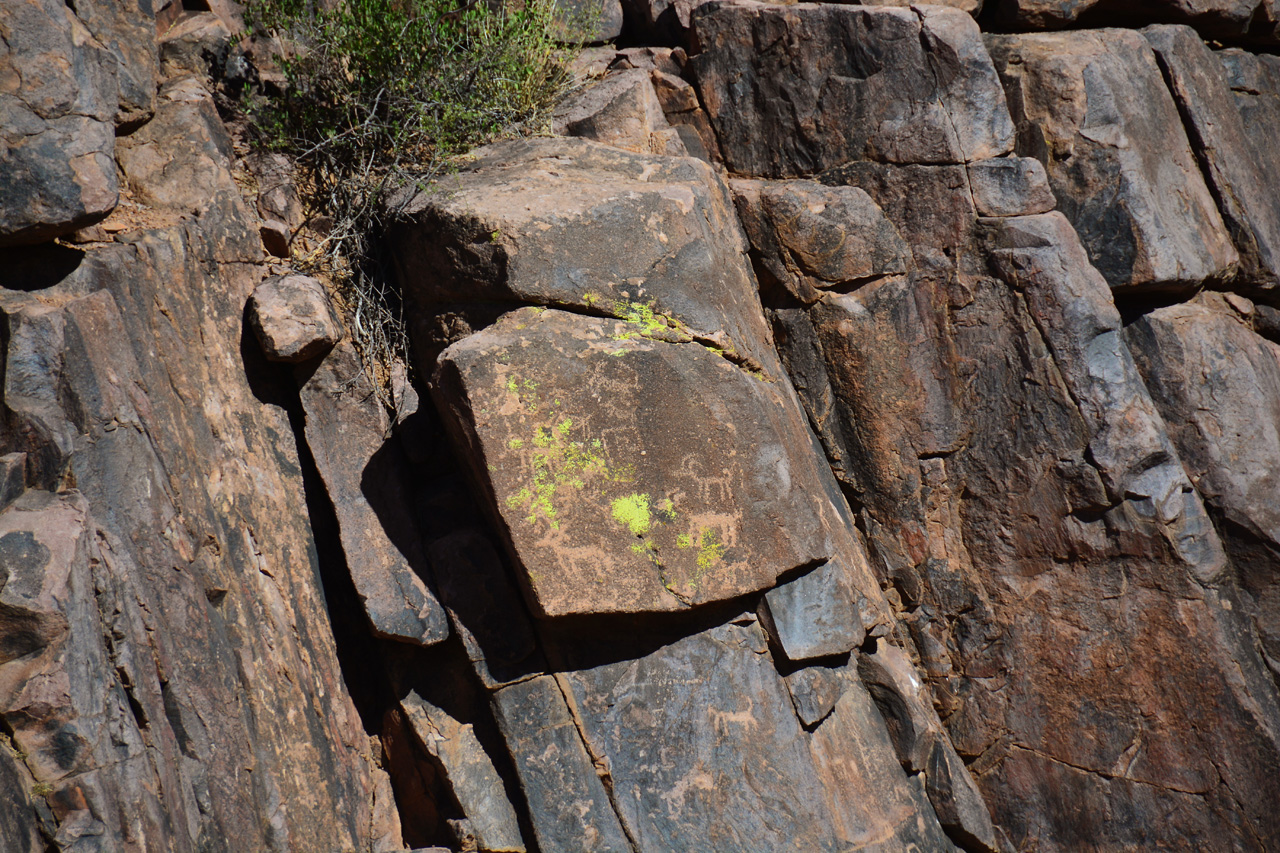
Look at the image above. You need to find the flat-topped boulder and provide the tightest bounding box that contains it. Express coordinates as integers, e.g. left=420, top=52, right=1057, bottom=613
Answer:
left=689, top=2, right=1014, bottom=177
left=434, top=307, right=845, bottom=617
left=390, top=137, right=777, bottom=372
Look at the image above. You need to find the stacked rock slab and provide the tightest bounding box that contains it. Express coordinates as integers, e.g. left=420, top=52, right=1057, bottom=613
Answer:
left=692, top=2, right=1280, bottom=848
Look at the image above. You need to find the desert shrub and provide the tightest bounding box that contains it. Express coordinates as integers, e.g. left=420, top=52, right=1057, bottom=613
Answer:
left=242, top=0, right=577, bottom=407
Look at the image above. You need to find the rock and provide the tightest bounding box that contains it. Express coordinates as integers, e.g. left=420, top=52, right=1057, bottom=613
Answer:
left=1219, top=48, right=1280, bottom=285
left=993, top=0, right=1278, bottom=44
left=427, top=529, right=541, bottom=688
left=433, top=307, right=843, bottom=616
left=259, top=219, right=291, bottom=258
left=0, top=0, right=119, bottom=246
left=782, top=664, right=851, bottom=727
left=987, top=29, right=1238, bottom=290
left=866, top=0, right=983, bottom=13
left=557, top=616, right=957, bottom=851
left=690, top=3, right=1014, bottom=177
left=159, top=11, right=234, bottom=79
left=647, top=70, right=722, bottom=163
left=247, top=274, right=344, bottom=363
left=490, top=676, right=633, bottom=853
left=248, top=151, right=306, bottom=233
left=0, top=453, right=25, bottom=514
left=967, top=156, right=1057, bottom=217
left=392, top=136, right=779, bottom=374
left=619, top=0, right=713, bottom=47
left=297, top=339, right=451, bottom=646
left=732, top=178, right=912, bottom=303
left=760, top=558, right=866, bottom=662
left=1142, top=26, right=1280, bottom=291
left=71, top=0, right=159, bottom=126
left=860, top=640, right=1000, bottom=851
left=116, top=77, right=262, bottom=263
left=1125, top=292, right=1280, bottom=669
left=608, top=46, right=686, bottom=75
left=553, top=0, right=624, bottom=44
left=554, top=70, right=687, bottom=156
left=400, top=691, right=527, bottom=852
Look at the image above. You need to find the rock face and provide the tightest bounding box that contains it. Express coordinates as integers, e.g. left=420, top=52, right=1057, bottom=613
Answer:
left=8, top=0, right=1280, bottom=851
left=988, top=29, right=1238, bottom=290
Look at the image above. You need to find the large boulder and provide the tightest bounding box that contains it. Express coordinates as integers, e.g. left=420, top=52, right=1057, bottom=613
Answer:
left=433, top=307, right=849, bottom=616
left=987, top=29, right=1238, bottom=290
left=0, top=0, right=119, bottom=246
left=991, top=0, right=1279, bottom=45
left=689, top=2, right=1014, bottom=177
left=1143, top=25, right=1280, bottom=291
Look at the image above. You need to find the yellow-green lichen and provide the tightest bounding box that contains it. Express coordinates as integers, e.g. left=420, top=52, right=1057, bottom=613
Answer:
left=611, top=493, right=652, bottom=536
left=678, top=527, right=725, bottom=571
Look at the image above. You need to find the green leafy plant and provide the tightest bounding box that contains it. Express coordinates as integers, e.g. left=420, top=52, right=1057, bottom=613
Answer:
left=241, top=0, right=578, bottom=406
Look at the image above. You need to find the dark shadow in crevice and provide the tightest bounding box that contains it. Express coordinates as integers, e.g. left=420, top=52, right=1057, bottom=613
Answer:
left=0, top=243, right=85, bottom=292
left=1112, top=287, right=1200, bottom=326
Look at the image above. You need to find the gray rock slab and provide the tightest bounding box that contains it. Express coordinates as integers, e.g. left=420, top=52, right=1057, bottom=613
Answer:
left=690, top=2, right=1014, bottom=177
left=987, top=29, right=1238, bottom=290
left=761, top=558, right=866, bottom=662
left=0, top=0, right=119, bottom=246
left=391, top=136, right=777, bottom=373
left=731, top=178, right=911, bottom=304
left=401, top=691, right=526, bottom=852
left=491, top=676, right=632, bottom=853
left=554, top=69, right=686, bottom=156
left=783, top=663, right=852, bottom=727
left=298, top=339, right=450, bottom=646
left=247, top=274, right=343, bottom=363
left=434, top=307, right=843, bottom=616
left=560, top=619, right=850, bottom=852
left=1144, top=25, right=1280, bottom=290
left=967, top=156, right=1057, bottom=217
left=73, top=0, right=159, bottom=126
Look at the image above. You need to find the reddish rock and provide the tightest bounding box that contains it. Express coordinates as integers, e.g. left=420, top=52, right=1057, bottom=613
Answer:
left=247, top=274, right=344, bottom=363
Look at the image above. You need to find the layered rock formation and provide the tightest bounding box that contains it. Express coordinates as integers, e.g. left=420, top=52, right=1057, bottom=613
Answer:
left=4, top=0, right=1280, bottom=851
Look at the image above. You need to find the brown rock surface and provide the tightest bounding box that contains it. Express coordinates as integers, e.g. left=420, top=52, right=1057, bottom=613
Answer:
left=987, top=29, right=1239, bottom=290
left=248, top=273, right=344, bottom=363
left=690, top=2, right=1014, bottom=177
left=993, top=0, right=1279, bottom=44
left=434, top=307, right=846, bottom=616
left=0, top=0, right=119, bottom=246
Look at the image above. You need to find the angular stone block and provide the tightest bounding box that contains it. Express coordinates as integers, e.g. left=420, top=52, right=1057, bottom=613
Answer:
left=691, top=2, right=1014, bottom=177
left=731, top=178, right=911, bottom=303
left=0, top=0, right=119, bottom=246
left=392, top=137, right=776, bottom=371
left=491, top=676, right=632, bottom=853
left=782, top=663, right=851, bottom=727
left=988, top=29, right=1238, bottom=289
left=435, top=307, right=843, bottom=616
left=967, top=156, right=1056, bottom=217
left=553, top=69, right=686, bottom=156
left=248, top=274, right=344, bottom=363
left=400, top=691, right=526, bottom=852
left=761, top=558, right=866, bottom=662
left=995, top=0, right=1277, bottom=44
left=1144, top=26, right=1280, bottom=290
left=298, top=340, right=450, bottom=647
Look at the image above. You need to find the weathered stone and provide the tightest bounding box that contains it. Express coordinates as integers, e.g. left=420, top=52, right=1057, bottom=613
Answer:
left=865, top=0, right=982, bottom=14
left=609, top=46, right=686, bottom=75
left=1125, top=292, right=1280, bottom=671
left=691, top=2, right=1014, bottom=177
left=248, top=274, right=344, bottom=363
left=860, top=640, right=1000, bottom=851
left=0, top=452, right=24, bottom=514
left=554, top=69, right=687, bottom=156
left=427, top=529, right=541, bottom=688
left=401, top=691, right=527, bottom=852
left=434, top=307, right=844, bottom=616
left=490, top=676, right=632, bottom=853
left=159, top=11, right=234, bottom=79
left=619, top=0, right=712, bottom=47
left=967, top=156, right=1056, bottom=217
left=298, top=339, right=450, bottom=646
left=116, top=77, right=262, bottom=263
left=987, top=29, right=1238, bottom=290
left=248, top=152, right=305, bottom=233
left=993, top=0, right=1278, bottom=44
left=761, top=558, right=866, bottom=662
left=1143, top=26, right=1280, bottom=291
left=646, top=70, right=722, bottom=163
left=392, top=137, right=777, bottom=372
left=559, top=616, right=957, bottom=851
left=782, top=663, right=851, bottom=727
left=732, top=178, right=912, bottom=303
left=0, top=0, right=119, bottom=246
left=73, top=0, right=159, bottom=126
